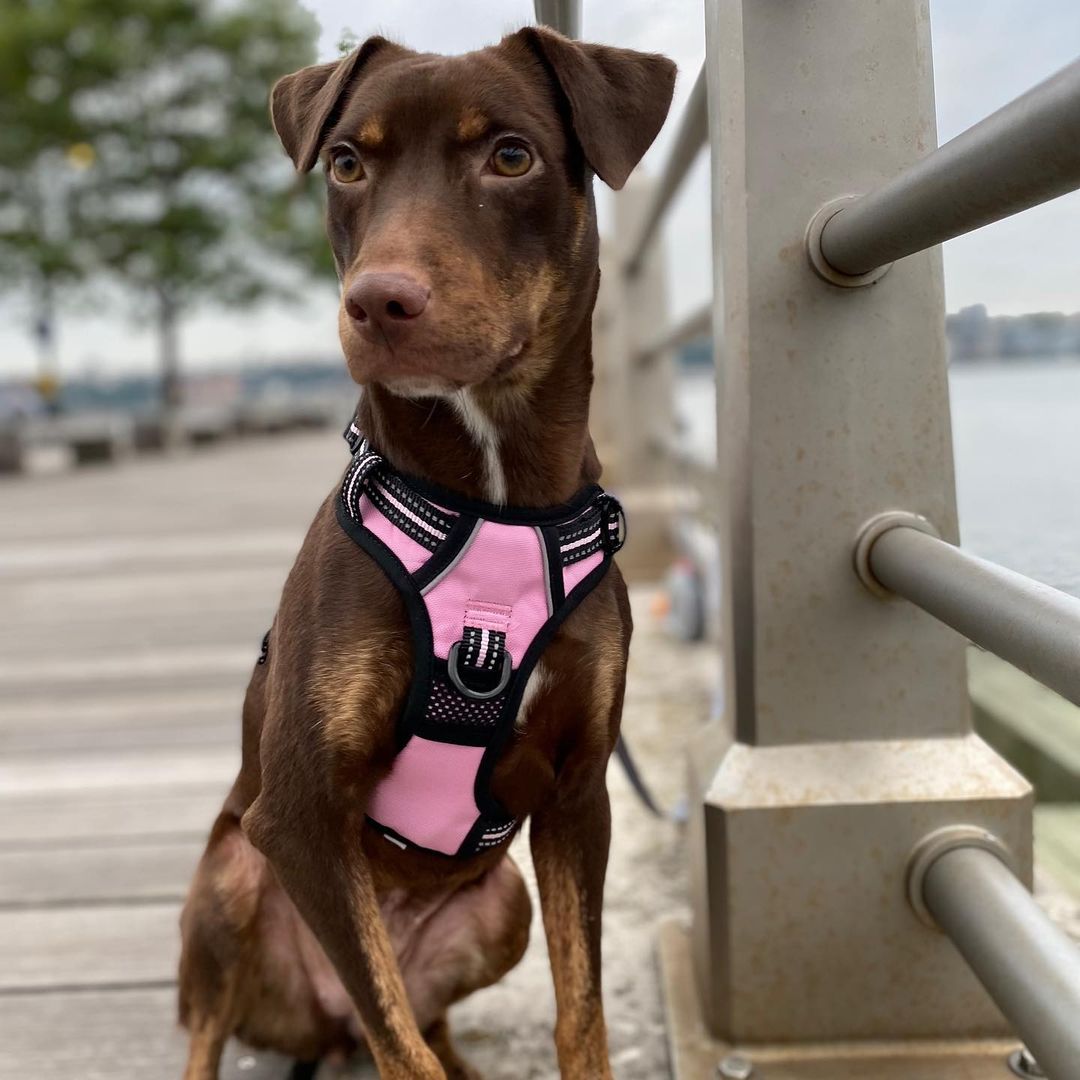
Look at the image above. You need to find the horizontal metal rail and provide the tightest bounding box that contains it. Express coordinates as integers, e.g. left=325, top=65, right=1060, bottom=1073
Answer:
left=533, top=0, right=580, bottom=38
left=867, top=524, right=1080, bottom=707
left=634, top=301, right=711, bottom=367
left=924, top=846, right=1080, bottom=1080
left=818, top=56, right=1080, bottom=277
left=868, top=524, right=1080, bottom=708
left=624, top=63, right=709, bottom=276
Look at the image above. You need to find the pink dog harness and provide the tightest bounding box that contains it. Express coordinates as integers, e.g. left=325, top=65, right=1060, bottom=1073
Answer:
left=336, top=420, right=625, bottom=858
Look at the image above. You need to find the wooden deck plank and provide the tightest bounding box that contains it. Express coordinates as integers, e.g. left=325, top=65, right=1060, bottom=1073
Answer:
left=0, top=746, right=238, bottom=798
left=0, top=840, right=203, bottom=907
left=0, top=611, right=274, bottom=658
left=0, top=435, right=349, bottom=1078
left=1, top=719, right=236, bottom=757
left=0, top=785, right=222, bottom=846
left=0, top=686, right=242, bottom=756
left=1035, top=805, right=1080, bottom=898
left=969, top=647, right=1080, bottom=801
left=0, top=987, right=301, bottom=1080
left=0, top=901, right=181, bottom=991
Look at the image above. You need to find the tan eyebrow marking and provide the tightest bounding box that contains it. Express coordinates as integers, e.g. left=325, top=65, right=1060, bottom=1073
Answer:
left=358, top=116, right=385, bottom=148
left=457, top=108, right=489, bottom=142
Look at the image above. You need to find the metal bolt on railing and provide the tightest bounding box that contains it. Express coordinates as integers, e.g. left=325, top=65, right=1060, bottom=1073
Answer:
left=1008, top=1047, right=1047, bottom=1079
left=717, top=1053, right=754, bottom=1079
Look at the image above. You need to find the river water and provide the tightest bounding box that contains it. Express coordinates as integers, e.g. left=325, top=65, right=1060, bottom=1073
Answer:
left=951, top=362, right=1080, bottom=597
left=674, top=360, right=1080, bottom=597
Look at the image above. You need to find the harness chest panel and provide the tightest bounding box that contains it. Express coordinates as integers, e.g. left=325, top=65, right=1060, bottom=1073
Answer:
left=335, top=423, right=625, bottom=859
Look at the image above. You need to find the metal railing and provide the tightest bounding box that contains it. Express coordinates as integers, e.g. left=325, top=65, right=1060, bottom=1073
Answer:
left=811, top=56, right=1080, bottom=280
left=624, top=63, right=709, bottom=277
left=538, top=0, right=1080, bottom=1072
left=858, top=517, right=1080, bottom=709
left=924, top=845, right=1080, bottom=1080
left=633, top=300, right=710, bottom=368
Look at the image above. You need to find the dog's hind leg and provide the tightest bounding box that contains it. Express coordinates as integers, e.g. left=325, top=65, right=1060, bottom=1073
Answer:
left=178, top=813, right=258, bottom=1080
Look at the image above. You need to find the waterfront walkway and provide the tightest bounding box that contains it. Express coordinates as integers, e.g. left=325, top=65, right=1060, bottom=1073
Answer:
left=0, top=431, right=714, bottom=1079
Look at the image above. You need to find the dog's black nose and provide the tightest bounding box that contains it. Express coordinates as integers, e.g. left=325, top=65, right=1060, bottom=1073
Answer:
left=344, top=273, right=430, bottom=333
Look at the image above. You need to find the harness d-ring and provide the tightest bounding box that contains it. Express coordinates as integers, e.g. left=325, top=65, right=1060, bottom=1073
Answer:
left=447, top=641, right=513, bottom=700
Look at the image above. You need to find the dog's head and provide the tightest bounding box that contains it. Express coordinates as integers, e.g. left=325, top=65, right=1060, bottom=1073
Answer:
left=271, top=29, right=675, bottom=396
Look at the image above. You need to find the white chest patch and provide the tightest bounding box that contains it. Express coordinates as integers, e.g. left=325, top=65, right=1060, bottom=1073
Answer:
left=515, top=663, right=551, bottom=732
left=452, top=389, right=507, bottom=505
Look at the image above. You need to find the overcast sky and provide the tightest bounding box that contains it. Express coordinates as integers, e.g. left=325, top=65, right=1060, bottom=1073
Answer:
left=4, top=0, right=1079, bottom=379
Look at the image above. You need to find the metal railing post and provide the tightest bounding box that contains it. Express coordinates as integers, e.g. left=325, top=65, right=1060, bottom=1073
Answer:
left=686, top=0, right=1033, bottom=1047
left=532, top=0, right=580, bottom=39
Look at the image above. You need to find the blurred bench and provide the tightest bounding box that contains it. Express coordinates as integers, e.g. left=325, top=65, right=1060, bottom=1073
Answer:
left=235, top=391, right=341, bottom=436
left=133, top=405, right=238, bottom=451
left=0, top=413, right=136, bottom=473
left=0, top=393, right=345, bottom=476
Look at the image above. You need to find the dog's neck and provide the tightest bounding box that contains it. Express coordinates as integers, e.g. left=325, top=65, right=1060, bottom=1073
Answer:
left=355, top=310, right=601, bottom=509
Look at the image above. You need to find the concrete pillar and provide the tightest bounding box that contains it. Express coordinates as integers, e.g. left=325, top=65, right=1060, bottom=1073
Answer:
left=689, top=0, right=1032, bottom=1043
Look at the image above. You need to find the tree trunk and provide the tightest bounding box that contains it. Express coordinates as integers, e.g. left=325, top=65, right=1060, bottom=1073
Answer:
left=33, top=277, right=61, bottom=415
left=157, top=287, right=183, bottom=445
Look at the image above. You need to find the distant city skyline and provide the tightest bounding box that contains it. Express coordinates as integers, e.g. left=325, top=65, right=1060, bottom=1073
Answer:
left=3, top=0, right=1078, bottom=379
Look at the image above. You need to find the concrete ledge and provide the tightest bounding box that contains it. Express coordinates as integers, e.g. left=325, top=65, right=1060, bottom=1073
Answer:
left=970, top=648, right=1080, bottom=802
left=657, top=917, right=1021, bottom=1079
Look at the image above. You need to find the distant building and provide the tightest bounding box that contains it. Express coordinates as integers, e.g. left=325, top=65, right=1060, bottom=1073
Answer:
left=946, top=305, right=1080, bottom=362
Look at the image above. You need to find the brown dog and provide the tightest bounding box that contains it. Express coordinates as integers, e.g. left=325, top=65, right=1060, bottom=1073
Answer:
left=177, top=27, right=675, bottom=1080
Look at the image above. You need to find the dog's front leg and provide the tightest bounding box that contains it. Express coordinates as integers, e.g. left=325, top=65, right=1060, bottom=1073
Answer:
left=530, top=759, right=613, bottom=1080
left=243, top=792, right=445, bottom=1080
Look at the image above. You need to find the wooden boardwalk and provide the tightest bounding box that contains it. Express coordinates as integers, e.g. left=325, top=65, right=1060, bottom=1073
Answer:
left=0, top=432, right=714, bottom=1080
left=0, top=434, right=343, bottom=1079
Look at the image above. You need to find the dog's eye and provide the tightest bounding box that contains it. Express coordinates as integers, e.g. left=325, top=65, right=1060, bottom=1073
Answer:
left=490, top=140, right=533, bottom=178
left=330, top=147, right=365, bottom=184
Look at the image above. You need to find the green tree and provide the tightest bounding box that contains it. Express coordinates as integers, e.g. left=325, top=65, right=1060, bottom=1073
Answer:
left=0, top=0, right=129, bottom=397
left=0, top=0, right=332, bottom=415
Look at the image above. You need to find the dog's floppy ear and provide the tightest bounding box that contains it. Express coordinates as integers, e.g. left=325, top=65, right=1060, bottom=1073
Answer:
left=270, top=37, right=398, bottom=173
left=517, top=27, right=677, bottom=190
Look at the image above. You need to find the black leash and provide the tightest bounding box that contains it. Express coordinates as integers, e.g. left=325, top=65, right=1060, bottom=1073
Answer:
left=288, top=1061, right=319, bottom=1080
left=615, top=734, right=684, bottom=822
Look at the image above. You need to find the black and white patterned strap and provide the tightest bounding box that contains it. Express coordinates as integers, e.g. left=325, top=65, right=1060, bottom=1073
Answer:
left=340, top=439, right=385, bottom=521
left=475, top=816, right=518, bottom=850
left=460, top=624, right=508, bottom=675
left=341, top=424, right=456, bottom=552
left=556, top=494, right=625, bottom=565
left=364, top=472, right=456, bottom=552
left=344, top=423, right=625, bottom=564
